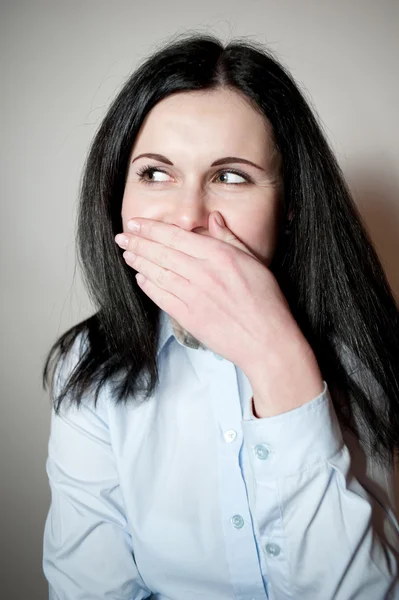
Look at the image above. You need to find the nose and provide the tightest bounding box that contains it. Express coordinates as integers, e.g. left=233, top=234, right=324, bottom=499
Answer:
left=167, top=187, right=214, bottom=234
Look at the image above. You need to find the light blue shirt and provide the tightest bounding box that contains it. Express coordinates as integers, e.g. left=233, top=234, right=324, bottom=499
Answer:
left=43, top=308, right=399, bottom=599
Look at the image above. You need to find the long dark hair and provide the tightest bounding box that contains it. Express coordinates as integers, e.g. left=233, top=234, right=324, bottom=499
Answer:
left=42, top=32, right=399, bottom=470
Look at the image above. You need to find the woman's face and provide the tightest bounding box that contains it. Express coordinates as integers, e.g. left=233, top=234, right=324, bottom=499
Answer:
left=122, top=87, right=284, bottom=267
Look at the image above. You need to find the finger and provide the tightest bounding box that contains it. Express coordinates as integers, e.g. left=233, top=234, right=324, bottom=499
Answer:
left=134, top=268, right=189, bottom=319
left=126, top=218, right=219, bottom=259
left=123, top=235, right=198, bottom=281
left=123, top=250, right=192, bottom=301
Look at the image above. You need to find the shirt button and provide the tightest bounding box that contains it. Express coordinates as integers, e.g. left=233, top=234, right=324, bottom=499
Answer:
left=254, top=443, right=270, bottom=460
left=231, top=514, right=245, bottom=529
left=224, top=429, right=237, bottom=443
left=265, top=542, right=281, bottom=556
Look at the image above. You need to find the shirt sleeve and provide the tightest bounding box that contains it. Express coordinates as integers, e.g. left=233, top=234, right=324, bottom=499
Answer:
left=42, top=338, right=152, bottom=600
left=241, top=381, right=399, bottom=599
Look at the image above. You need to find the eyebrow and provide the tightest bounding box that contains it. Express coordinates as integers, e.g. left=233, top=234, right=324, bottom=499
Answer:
left=131, top=152, right=265, bottom=172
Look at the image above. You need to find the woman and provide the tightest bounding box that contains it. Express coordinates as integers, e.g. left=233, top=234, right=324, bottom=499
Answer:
left=42, top=32, right=399, bottom=599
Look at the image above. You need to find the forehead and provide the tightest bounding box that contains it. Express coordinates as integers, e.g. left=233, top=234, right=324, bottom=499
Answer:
left=132, top=88, right=274, bottom=157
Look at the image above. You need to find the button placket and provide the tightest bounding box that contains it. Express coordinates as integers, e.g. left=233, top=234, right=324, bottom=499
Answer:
left=209, top=357, right=266, bottom=596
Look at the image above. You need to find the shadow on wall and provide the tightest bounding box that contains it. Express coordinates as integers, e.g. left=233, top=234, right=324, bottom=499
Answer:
left=348, top=165, right=399, bottom=515
left=348, top=165, right=399, bottom=302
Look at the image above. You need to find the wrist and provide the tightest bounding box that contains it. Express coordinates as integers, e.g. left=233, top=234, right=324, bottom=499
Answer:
left=247, top=334, right=324, bottom=418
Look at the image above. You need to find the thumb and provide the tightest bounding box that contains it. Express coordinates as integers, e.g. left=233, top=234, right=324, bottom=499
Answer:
left=210, top=211, right=258, bottom=259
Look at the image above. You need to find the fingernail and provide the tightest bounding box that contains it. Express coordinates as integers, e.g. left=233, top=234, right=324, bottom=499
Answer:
left=215, top=212, right=224, bottom=227
left=115, top=234, right=129, bottom=248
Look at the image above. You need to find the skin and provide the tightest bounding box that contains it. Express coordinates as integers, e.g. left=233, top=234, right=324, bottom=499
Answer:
left=121, top=87, right=285, bottom=347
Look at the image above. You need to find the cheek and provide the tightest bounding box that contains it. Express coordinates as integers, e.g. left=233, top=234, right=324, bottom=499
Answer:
left=247, top=205, right=282, bottom=264
left=120, top=186, right=149, bottom=231
left=121, top=187, right=132, bottom=220
left=120, top=201, right=132, bottom=233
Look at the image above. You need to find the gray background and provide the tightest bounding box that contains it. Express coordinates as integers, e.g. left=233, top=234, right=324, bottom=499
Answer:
left=1, top=0, right=398, bottom=597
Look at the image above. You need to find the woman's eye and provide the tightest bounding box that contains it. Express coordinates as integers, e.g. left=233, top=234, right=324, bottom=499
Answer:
left=136, top=166, right=251, bottom=185
left=136, top=167, right=171, bottom=184
left=214, top=170, right=248, bottom=184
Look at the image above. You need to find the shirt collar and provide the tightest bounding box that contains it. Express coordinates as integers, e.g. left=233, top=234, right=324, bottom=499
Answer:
left=156, top=308, right=207, bottom=356
left=156, top=308, right=174, bottom=357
